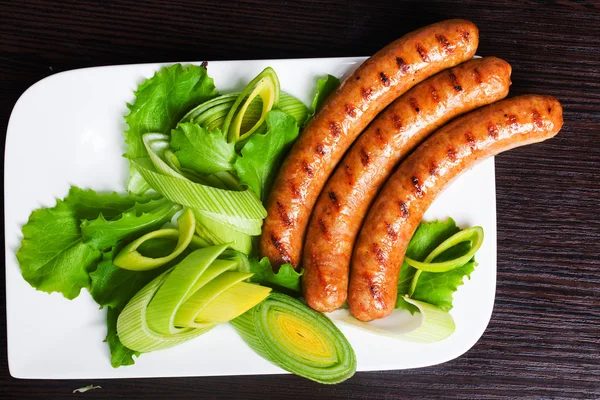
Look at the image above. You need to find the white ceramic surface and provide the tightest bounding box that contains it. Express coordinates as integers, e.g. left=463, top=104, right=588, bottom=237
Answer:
left=5, top=57, right=496, bottom=379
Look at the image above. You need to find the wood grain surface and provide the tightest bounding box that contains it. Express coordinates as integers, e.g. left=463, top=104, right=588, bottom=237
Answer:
left=1, top=0, right=599, bottom=399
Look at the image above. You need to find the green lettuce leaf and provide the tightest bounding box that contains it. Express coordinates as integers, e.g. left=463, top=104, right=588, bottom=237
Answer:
left=170, top=123, right=236, bottom=175
left=247, top=257, right=302, bottom=295
left=124, top=63, right=218, bottom=160
left=233, top=110, right=299, bottom=200
left=396, top=218, right=478, bottom=312
left=105, top=307, right=139, bottom=368
left=90, top=247, right=171, bottom=311
left=311, top=74, right=340, bottom=113
left=81, top=198, right=180, bottom=249
left=17, top=187, right=173, bottom=299
left=16, top=188, right=146, bottom=299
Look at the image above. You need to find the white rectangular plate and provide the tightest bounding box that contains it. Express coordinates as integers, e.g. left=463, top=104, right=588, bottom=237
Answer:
left=5, top=57, right=496, bottom=379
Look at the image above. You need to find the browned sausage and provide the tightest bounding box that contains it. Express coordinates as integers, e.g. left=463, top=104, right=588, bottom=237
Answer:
left=260, top=20, right=480, bottom=268
left=302, top=57, right=512, bottom=312
left=348, top=94, right=563, bottom=321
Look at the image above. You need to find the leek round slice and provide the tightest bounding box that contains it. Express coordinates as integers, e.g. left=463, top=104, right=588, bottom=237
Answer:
left=408, top=226, right=484, bottom=296
left=231, top=292, right=356, bottom=384
left=331, top=297, right=455, bottom=343
left=114, top=208, right=195, bottom=271
left=117, top=269, right=215, bottom=353
left=223, top=67, right=280, bottom=143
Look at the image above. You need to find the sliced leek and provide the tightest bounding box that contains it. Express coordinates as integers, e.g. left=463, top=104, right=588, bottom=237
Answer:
left=134, top=157, right=265, bottom=222
left=118, top=244, right=271, bottom=353
left=146, top=245, right=229, bottom=335
left=231, top=292, right=356, bottom=384
left=193, top=210, right=252, bottom=254
left=223, top=67, right=280, bottom=143
left=408, top=226, right=483, bottom=296
left=117, top=269, right=214, bottom=353
left=114, top=208, right=195, bottom=271
left=331, top=297, right=455, bottom=343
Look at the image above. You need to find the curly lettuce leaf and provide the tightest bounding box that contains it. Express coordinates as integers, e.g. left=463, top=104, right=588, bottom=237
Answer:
left=16, top=188, right=145, bottom=299
left=170, top=123, right=236, bottom=175
left=81, top=198, right=180, bottom=249
left=124, top=63, right=218, bottom=160
left=105, top=307, right=139, bottom=368
left=17, top=187, right=173, bottom=299
left=311, top=74, right=340, bottom=113
left=396, top=218, right=478, bottom=312
left=247, top=257, right=302, bottom=295
left=233, top=110, right=299, bottom=200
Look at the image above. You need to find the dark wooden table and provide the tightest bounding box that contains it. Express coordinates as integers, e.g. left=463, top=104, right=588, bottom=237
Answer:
left=1, top=1, right=599, bottom=399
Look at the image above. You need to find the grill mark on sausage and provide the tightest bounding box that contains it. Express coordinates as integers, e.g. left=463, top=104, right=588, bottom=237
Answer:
left=329, top=121, right=342, bottom=137
left=369, top=280, right=384, bottom=303
left=398, top=201, right=410, bottom=218
left=328, top=191, right=340, bottom=208
left=436, top=34, right=453, bottom=53
left=448, top=71, right=463, bottom=91
left=416, top=43, right=430, bottom=62
left=375, top=128, right=386, bottom=143
left=301, top=160, right=314, bottom=178
left=532, top=110, right=543, bottom=128
left=473, top=67, right=483, bottom=84
left=359, top=147, right=370, bottom=167
left=391, top=114, right=403, bottom=130
left=430, top=86, right=440, bottom=103
left=317, top=218, right=328, bottom=235
left=361, top=87, right=373, bottom=100
left=288, top=181, right=301, bottom=199
left=270, top=234, right=292, bottom=264
left=409, top=97, right=420, bottom=113
left=344, top=164, right=355, bottom=185
left=429, top=164, right=439, bottom=177
left=465, top=132, right=477, bottom=150
left=412, top=176, right=423, bottom=197
left=316, top=142, right=326, bottom=156
left=396, top=57, right=410, bottom=74
left=488, top=123, right=499, bottom=139
left=461, top=29, right=471, bottom=42
left=385, top=222, right=398, bottom=240
left=345, top=103, right=356, bottom=118
left=380, top=72, right=390, bottom=87
left=447, top=147, right=458, bottom=162
left=276, top=202, right=292, bottom=227
left=372, top=243, right=386, bottom=266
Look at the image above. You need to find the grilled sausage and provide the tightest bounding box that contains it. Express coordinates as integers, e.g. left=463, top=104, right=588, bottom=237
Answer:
left=302, top=57, right=512, bottom=312
left=260, top=19, right=480, bottom=268
left=348, top=95, right=563, bottom=321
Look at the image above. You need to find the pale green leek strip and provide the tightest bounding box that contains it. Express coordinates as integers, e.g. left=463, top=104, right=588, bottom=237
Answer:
left=332, top=297, right=455, bottom=343
left=401, top=298, right=456, bottom=342
left=408, top=226, right=484, bottom=296
left=117, top=269, right=215, bottom=353
left=133, top=157, right=266, bottom=220
left=143, top=133, right=187, bottom=179
left=231, top=292, right=356, bottom=384
left=223, top=67, right=280, bottom=143
left=180, top=93, right=239, bottom=123
left=193, top=210, right=252, bottom=254
left=182, top=92, right=307, bottom=133
left=195, top=282, right=271, bottom=323
left=113, top=208, right=195, bottom=271
left=146, top=245, right=229, bottom=335
left=173, top=271, right=253, bottom=328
